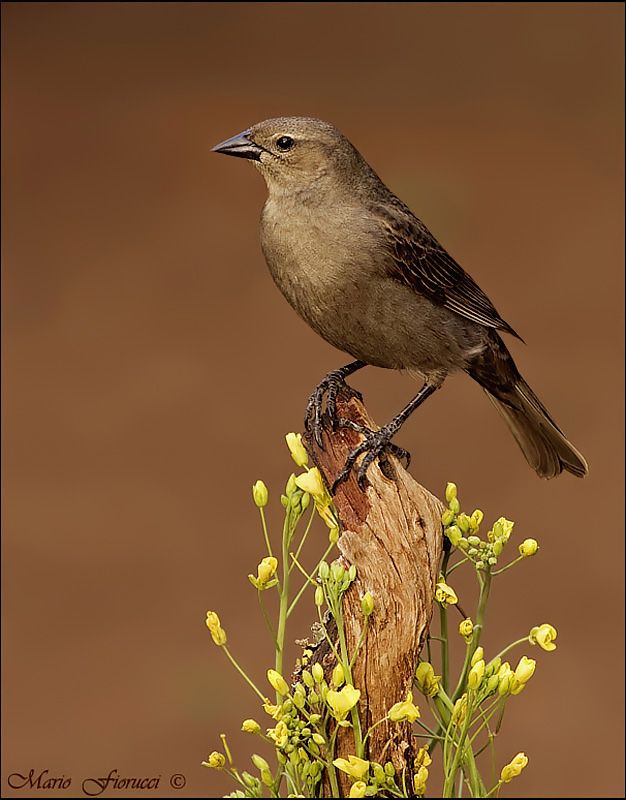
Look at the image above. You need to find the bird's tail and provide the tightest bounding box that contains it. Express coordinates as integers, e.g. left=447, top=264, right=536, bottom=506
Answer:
left=484, top=377, right=588, bottom=479
left=468, top=334, right=588, bottom=479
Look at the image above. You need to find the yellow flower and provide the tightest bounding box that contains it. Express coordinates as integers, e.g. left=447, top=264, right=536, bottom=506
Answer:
left=519, top=538, right=539, bottom=557
left=333, top=755, right=370, bottom=780
left=267, top=669, right=290, bottom=696
left=500, top=752, right=529, bottom=783
left=471, top=646, right=484, bottom=667
left=241, top=719, right=261, bottom=734
left=530, top=623, right=557, bottom=651
left=415, top=745, right=432, bottom=768
left=468, top=659, right=485, bottom=690
left=514, top=656, right=536, bottom=685
left=435, top=579, right=458, bottom=606
left=268, top=719, right=289, bottom=749
left=415, top=661, right=441, bottom=697
left=295, top=467, right=325, bottom=499
left=252, top=479, right=269, bottom=508
left=492, top=516, right=514, bottom=542
left=262, top=699, right=283, bottom=719
left=413, top=765, right=429, bottom=795
left=249, top=556, right=279, bottom=590
left=286, top=432, right=309, bottom=467
left=459, top=618, right=474, bottom=642
left=326, top=685, right=361, bottom=721
left=202, top=751, right=225, bottom=769
left=349, top=781, right=367, bottom=798
left=388, top=690, right=421, bottom=723
left=205, top=611, right=227, bottom=646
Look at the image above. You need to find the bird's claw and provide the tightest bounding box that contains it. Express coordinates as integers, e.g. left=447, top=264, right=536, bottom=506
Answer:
left=331, top=424, right=411, bottom=493
left=304, top=374, right=363, bottom=448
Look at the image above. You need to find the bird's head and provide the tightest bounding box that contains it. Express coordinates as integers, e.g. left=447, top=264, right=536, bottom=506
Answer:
left=212, top=116, right=368, bottom=194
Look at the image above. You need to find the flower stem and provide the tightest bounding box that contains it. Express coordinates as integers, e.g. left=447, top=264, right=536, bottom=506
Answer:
left=222, top=646, right=265, bottom=701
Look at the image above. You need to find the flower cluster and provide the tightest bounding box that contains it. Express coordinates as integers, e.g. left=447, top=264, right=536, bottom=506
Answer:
left=201, top=441, right=559, bottom=798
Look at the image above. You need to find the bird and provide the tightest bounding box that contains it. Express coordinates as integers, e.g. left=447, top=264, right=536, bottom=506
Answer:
left=212, top=116, right=588, bottom=490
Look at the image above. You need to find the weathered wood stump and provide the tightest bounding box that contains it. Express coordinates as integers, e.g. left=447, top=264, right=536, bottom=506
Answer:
left=302, top=389, right=443, bottom=797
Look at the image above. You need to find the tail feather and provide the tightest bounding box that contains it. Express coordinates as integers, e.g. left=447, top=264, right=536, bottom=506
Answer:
left=485, top=379, right=588, bottom=479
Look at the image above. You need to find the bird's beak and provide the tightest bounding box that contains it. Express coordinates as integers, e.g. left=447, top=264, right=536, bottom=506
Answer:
left=211, top=130, right=263, bottom=161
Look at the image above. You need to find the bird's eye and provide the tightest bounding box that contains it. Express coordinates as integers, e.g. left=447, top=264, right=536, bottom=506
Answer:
left=276, top=135, right=294, bottom=152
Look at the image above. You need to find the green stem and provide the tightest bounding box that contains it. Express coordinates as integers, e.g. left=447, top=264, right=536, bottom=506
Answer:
left=222, top=646, right=265, bottom=701
left=442, top=689, right=474, bottom=796
left=493, top=636, right=529, bottom=663
left=287, top=542, right=334, bottom=618
left=453, top=568, right=492, bottom=702
left=259, top=507, right=273, bottom=558
left=290, top=505, right=316, bottom=571
left=275, top=512, right=293, bottom=697
left=491, top=555, right=524, bottom=576
left=439, top=549, right=451, bottom=693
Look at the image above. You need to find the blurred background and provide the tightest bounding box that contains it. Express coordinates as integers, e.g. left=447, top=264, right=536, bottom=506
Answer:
left=2, top=3, right=624, bottom=797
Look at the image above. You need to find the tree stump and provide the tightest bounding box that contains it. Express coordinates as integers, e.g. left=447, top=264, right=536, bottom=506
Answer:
left=303, top=389, right=444, bottom=796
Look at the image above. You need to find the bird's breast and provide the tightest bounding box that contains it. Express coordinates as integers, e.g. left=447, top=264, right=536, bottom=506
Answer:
left=260, top=199, right=377, bottom=333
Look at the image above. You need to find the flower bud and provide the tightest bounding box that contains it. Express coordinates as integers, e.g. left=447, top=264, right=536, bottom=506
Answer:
left=458, top=618, right=474, bottom=642
left=331, top=562, right=345, bottom=582
left=468, top=659, right=485, bottom=689
left=314, top=585, right=324, bottom=607
left=252, top=480, right=269, bottom=508
left=331, top=663, right=345, bottom=688
left=349, top=782, right=367, bottom=798
left=361, top=591, right=375, bottom=617
left=286, top=432, right=309, bottom=467
left=445, top=482, right=457, bottom=503
left=446, top=525, right=462, bottom=546
left=252, top=754, right=270, bottom=773
left=302, top=669, right=314, bottom=688
left=500, top=752, right=528, bottom=783
left=519, top=538, right=539, bottom=557
left=492, top=539, right=503, bottom=556
left=312, top=663, right=324, bottom=684
left=514, top=656, right=536, bottom=685
left=241, top=718, right=261, bottom=734
left=449, top=497, right=461, bottom=515
left=267, top=669, right=290, bottom=696
left=456, top=513, right=471, bottom=533
left=205, top=611, right=227, bottom=646
left=441, top=509, right=455, bottom=526
left=285, top=473, right=298, bottom=496
left=471, top=646, right=484, bottom=667
left=318, top=561, right=330, bottom=581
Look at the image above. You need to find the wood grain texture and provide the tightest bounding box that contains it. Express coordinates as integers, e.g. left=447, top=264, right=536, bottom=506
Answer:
left=303, top=389, right=443, bottom=796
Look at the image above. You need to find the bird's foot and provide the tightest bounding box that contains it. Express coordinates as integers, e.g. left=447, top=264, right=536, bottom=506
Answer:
left=304, top=372, right=363, bottom=448
left=331, top=421, right=411, bottom=493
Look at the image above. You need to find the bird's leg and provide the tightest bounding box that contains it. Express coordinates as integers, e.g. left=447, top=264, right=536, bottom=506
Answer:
left=332, top=380, right=442, bottom=493
left=305, top=360, right=366, bottom=447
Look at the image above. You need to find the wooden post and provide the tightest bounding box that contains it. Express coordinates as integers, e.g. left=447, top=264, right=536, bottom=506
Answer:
left=302, top=389, right=444, bottom=797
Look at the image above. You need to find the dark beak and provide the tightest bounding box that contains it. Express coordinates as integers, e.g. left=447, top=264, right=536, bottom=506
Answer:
left=211, top=130, right=263, bottom=161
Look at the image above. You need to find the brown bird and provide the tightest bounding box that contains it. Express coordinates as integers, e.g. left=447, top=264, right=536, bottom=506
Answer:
left=212, top=117, right=588, bottom=490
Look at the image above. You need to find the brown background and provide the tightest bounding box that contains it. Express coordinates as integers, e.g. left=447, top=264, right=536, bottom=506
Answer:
left=2, top=3, right=624, bottom=798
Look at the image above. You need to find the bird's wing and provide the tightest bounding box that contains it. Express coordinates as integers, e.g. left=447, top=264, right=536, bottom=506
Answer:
left=379, top=203, right=523, bottom=341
